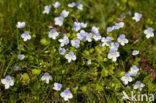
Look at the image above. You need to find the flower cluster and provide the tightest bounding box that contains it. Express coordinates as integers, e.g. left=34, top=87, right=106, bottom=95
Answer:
left=107, top=22, right=124, bottom=32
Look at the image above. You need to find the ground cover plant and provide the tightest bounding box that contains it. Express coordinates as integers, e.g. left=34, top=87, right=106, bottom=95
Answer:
left=0, top=0, right=156, bottom=103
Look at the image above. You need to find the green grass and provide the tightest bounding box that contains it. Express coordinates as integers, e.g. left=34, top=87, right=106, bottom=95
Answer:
left=0, top=0, right=156, bottom=102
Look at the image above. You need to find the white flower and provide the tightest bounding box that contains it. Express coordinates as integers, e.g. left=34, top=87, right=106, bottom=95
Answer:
left=41, top=73, right=52, bottom=84
left=86, top=33, right=92, bottom=42
left=53, top=83, right=62, bottom=91
left=58, top=35, right=69, bottom=47
left=77, top=30, right=87, bottom=41
left=60, top=10, right=69, bottom=18
left=144, top=27, right=154, bottom=39
left=53, top=1, right=61, bottom=8
left=17, top=54, right=25, bottom=60
left=91, top=26, right=99, bottom=34
left=133, top=81, right=145, bottom=91
left=60, top=90, right=73, bottom=101
left=54, top=17, right=64, bottom=26
left=80, top=23, right=87, bottom=28
left=1, top=75, right=14, bottom=89
left=117, top=34, right=129, bottom=46
left=16, top=22, right=25, bottom=28
left=132, top=50, right=139, bottom=56
left=128, top=65, right=139, bottom=76
left=107, top=49, right=120, bottom=62
left=109, top=42, right=119, bottom=50
left=65, top=51, right=76, bottom=63
left=77, top=3, right=83, bottom=10
left=132, top=12, right=142, bottom=22
left=48, top=29, right=59, bottom=39
left=87, top=60, right=91, bottom=65
left=43, top=5, right=51, bottom=14
left=21, top=32, right=31, bottom=41
left=121, top=73, right=132, bottom=85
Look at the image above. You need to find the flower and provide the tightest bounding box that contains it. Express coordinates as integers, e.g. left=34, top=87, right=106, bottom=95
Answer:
left=17, top=54, right=25, bottom=60
left=86, top=33, right=92, bottom=42
left=121, top=73, right=132, bottom=85
left=58, top=35, right=69, bottom=47
left=128, top=65, right=139, bottom=76
left=132, top=50, right=139, bottom=56
left=87, top=60, right=92, bottom=65
left=133, top=81, right=145, bottom=91
left=41, top=73, right=52, bottom=84
left=54, top=17, right=64, bottom=26
left=21, top=32, right=31, bottom=41
left=107, top=49, right=120, bottom=62
left=91, top=26, right=99, bottom=34
left=109, top=42, right=119, bottom=50
left=113, top=22, right=124, bottom=29
left=14, top=65, right=19, bottom=71
left=93, top=33, right=101, bottom=41
left=144, top=27, right=154, bottom=39
left=43, top=5, right=51, bottom=14
left=107, top=27, right=113, bottom=32
left=1, top=75, right=14, bottom=89
left=77, top=30, right=87, bottom=41
left=71, top=39, right=80, bottom=48
left=59, top=47, right=66, bottom=55
left=65, top=51, right=76, bottom=63
left=60, top=90, right=73, bottom=101
left=48, top=29, right=59, bottom=39
left=60, top=10, right=69, bottom=18
left=117, top=34, right=128, bottom=46
left=101, top=36, right=113, bottom=46
left=16, top=22, right=25, bottom=28
left=68, top=2, right=76, bottom=7
left=72, top=22, right=81, bottom=32
left=77, top=3, right=83, bottom=10
left=132, top=12, right=142, bottom=22
left=80, top=23, right=87, bottom=28
left=53, top=1, right=61, bottom=8
left=53, top=83, right=62, bottom=91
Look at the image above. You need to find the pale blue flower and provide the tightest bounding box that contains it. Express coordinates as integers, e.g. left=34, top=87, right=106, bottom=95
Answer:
left=1, top=75, right=14, bottom=89
left=43, top=5, right=51, bottom=14
left=91, top=26, right=99, bottom=34
left=117, top=34, right=128, bottom=46
left=133, top=81, right=145, bottom=91
left=87, top=60, right=92, bottom=65
left=16, top=22, right=25, bottom=28
left=41, top=73, right=52, bottom=84
left=107, top=27, right=113, bottom=32
left=93, top=33, right=101, bottom=41
left=65, top=51, right=76, bottom=63
left=128, top=65, right=139, bottom=76
left=54, top=17, right=64, bottom=26
left=53, top=83, right=62, bottom=91
left=53, top=1, right=61, bottom=8
left=132, top=50, right=139, bottom=56
left=71, top=39, right=80, bottom=48
left=121, top=73, right=132, bottom=85
left=21, top=32, right=31, bottom=41
left=101, top=36, right=113, bottom=46
left=58, top=35, right=69, bottom=47
left=80, top=22, right=87, bottom=28
left=144, top=27, right=154, bottom=39
left=77, top=30, right=87, bottom=41
left=68, top=2, right=76, bottom=7
left=48, top=29, right=59, bottom=39
left=72, top=22, right=81, bottom=32
left=109, top=42, right=119, bottom=50
left=132, top=12, right=142, bottom=22
left=60, top=90, right=73, bottom=101
left=77, top=3, right=83, bottom=10
left=17, top=54, right=25, bottom=60
left=59, top=47, right=66, bottom=55
left=107, top=49, right=120, bottom=62
left=86, top=33, right=92, bottom=42
left=60, top=10, right=69, bottom=18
